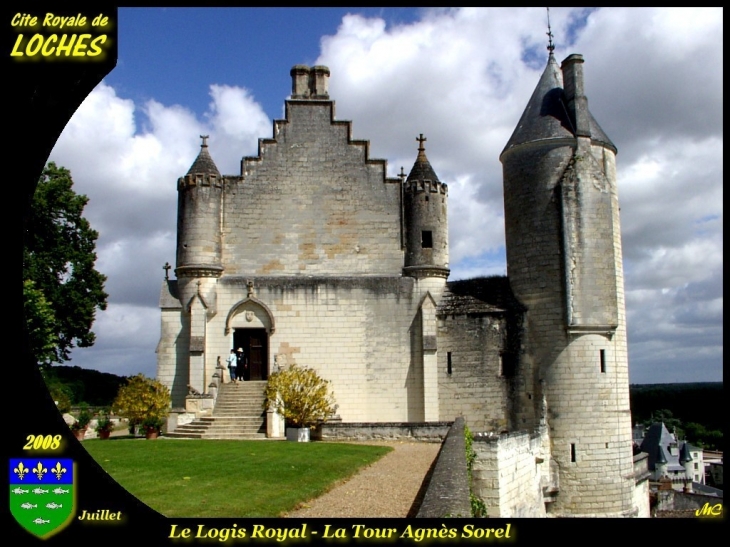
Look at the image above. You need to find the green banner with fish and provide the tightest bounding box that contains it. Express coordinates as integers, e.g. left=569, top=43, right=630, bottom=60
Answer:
left=10, top=458, right=75, bottom=539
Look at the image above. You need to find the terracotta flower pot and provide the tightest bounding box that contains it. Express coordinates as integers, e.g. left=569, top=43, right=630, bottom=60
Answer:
left=98, top=430, right=111, bottom=440
left=145, top=428, right=160, bottom=440
left=72, top=427, right=87, bottom=441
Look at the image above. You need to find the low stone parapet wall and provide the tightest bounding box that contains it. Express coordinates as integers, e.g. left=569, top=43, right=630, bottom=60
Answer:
left=316, top=421, right=451, bottom=442
left=416, top=417, right=472, bottom=518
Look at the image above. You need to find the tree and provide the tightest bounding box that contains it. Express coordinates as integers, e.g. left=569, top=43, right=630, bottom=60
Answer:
left=23, top=162, right=108, bottom=365
left=112, top=374, right=171, bottom=428
left=263, top=364, right=336, bottom=429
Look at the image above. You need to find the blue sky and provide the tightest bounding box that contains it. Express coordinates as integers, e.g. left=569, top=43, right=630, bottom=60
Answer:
left=47, top=7, right=723, bottom=385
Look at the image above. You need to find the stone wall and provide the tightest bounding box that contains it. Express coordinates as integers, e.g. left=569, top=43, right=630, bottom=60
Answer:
left=471, top=427, right=551, bottom=518
left=416, top=417, right=471, bottom=518
left=436, top=314, right=509, bottom=432
left=223, top=101, right=403, bottom=277
left=317, top=421, right=450, bottom=442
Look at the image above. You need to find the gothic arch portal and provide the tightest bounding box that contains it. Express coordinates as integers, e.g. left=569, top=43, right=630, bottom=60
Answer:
left=225, top=298, right=275, bottom=381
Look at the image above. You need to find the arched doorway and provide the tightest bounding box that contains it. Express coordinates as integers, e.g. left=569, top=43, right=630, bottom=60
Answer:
left=225, top=296, right=275, bottom=382
left=233, top=328, right=268, bottom=381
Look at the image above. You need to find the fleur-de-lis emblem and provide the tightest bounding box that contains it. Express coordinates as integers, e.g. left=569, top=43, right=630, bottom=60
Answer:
left=13, top=462, right=29, bottom=480
left=51, top=462, right=67, bottom=480
left=32, top=462, right=48, bottom=480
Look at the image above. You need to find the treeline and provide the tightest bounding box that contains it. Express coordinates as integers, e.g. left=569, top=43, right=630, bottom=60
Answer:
left=42, top=365, right=128, bottom=411
left=630, top=382, right=723, bottom=451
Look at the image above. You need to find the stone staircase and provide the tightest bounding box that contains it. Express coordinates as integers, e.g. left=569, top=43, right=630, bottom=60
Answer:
left=167, top=380, right=269, bottom=440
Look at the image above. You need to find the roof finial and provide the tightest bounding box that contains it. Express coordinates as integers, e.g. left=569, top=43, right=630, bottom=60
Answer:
left=200, top=135, right=209, bottom=148
left=416, top=133, right=427, bottom=152
left=546, top=7, right=555, bottom=55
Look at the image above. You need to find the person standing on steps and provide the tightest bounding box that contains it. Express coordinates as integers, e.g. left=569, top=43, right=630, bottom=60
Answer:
left=236, top=347, right=247, bottom=381
left=226, top=349, right=238, bottom=383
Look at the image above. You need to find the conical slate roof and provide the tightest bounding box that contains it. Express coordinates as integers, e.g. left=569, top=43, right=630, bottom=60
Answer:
left=679, top=442, right=693, bottom=464
left=501, top=54, right=573, bottom=156
left=407, top=134, right=440, bottom=182
left=501, top=53, right=616, bottom=157
left=187, top=137, right=221, bottom=176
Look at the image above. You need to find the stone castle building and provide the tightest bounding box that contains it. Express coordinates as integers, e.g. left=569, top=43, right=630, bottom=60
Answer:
left=157, top=53, right=646, bottom=516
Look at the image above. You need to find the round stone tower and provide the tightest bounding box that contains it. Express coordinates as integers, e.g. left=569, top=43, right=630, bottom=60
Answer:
left=176, top=135, right=224, bottom=279
left=403, top=134, right=449, bottom=282
left=175, top=136, right=224, bottom=393
left=500, top=53, right=636, bottom=516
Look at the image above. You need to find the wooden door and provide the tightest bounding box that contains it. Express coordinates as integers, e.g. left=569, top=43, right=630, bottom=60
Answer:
left=234, top=329, right=268, bottom=381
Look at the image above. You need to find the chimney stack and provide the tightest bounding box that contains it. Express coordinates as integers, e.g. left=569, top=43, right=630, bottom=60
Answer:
left=290, top=65, right=330, bottom=100
left=561, top=54, right=591, bottom=137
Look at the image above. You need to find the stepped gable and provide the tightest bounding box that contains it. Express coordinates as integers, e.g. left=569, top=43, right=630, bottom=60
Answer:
left=241, top=65, right=399, bottom=185
left=438, top=276, right=525, bottom=316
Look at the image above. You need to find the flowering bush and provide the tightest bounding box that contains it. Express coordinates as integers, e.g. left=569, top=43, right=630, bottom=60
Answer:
left=112, top=374, right=170, bottom=429
left=263, top=364, right=336, bottom=429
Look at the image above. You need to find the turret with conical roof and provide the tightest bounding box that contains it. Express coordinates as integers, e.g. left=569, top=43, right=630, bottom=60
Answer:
left=402, top=134, right=449, bottom=279
left=501, top=50, right=634, bottom=516
left=176, top=135, right=224, bottom=279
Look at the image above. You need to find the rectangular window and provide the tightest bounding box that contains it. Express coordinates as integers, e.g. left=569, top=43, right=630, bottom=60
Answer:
left=694, top=463, right=699, bottom=470
left=599, top=349, right=606, bottom=373
left=447, top=352, right=452, bottom=375
left=570, top=443, right=577, bottom=463
left=421, top=230, right=433, bottom=248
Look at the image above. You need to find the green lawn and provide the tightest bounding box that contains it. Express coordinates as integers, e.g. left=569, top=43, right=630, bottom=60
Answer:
left=82, top=438, right=391, bottom=517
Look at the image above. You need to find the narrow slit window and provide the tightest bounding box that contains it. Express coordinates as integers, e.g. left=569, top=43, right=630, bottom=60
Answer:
left=570, top=443, right=577, bottom=462
left=600, top=349, right=606, bottom=373
left=447, top=352, right=452, bottom=375
left=421, top=230, right=433, bottom=248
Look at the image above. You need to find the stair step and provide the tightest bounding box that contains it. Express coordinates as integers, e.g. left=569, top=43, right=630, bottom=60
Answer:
left=170, top=380, right=271, bottom=440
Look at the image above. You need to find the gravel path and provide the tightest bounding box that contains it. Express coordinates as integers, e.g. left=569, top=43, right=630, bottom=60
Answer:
left=282, top=441, right=441, bottom=518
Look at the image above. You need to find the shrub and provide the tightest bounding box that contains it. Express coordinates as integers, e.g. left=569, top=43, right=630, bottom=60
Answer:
left=95, top=411, right=114, bottom=433
left=141, top=416, right=165, bottom=432
left=263, top=364, right=336, bottom=429
left=465, top=425, right=487, bottom=517
left=112, top=374, right=170, bottom=427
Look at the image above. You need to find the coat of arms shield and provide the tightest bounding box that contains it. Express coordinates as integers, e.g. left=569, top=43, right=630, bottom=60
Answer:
left=10, top=458, right=76, bottom=539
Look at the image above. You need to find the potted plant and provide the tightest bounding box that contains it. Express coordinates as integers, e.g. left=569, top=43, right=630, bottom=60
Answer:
left=94, top=413, right=115, bottom=440
left=263, top=364, right=336, bottom=442
left=70, top=408, right=92, bottom=440
left=140, top=416, right=165, bottom=440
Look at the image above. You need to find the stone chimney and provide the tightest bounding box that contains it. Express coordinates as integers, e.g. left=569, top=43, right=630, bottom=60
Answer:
left=311, top=65, right=330, bottom=98
left=290, top=65, right=330, bottom=100
left=290, top=65, right=311, bottom=99
left=561, top=54, right=591, bottom=137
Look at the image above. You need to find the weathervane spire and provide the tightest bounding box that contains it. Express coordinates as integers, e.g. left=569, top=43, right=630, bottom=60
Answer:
left=546, top=8, right=555, bottom=55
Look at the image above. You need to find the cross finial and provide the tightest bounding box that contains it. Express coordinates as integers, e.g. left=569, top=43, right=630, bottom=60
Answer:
left=398, top=166, right=407, bottom=182
left=546, top=8, right=555, bottom=54
left=200, top=135, right=209, bottom=147
left=163, top=262, right=171, bottom=280
left=416, top=134, right=427, bottom=152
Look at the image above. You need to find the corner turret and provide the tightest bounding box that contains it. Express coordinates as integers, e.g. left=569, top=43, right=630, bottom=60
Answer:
left=403, top=134, right=449, bottom=279
left=176, top=135, right=224, bottom=278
